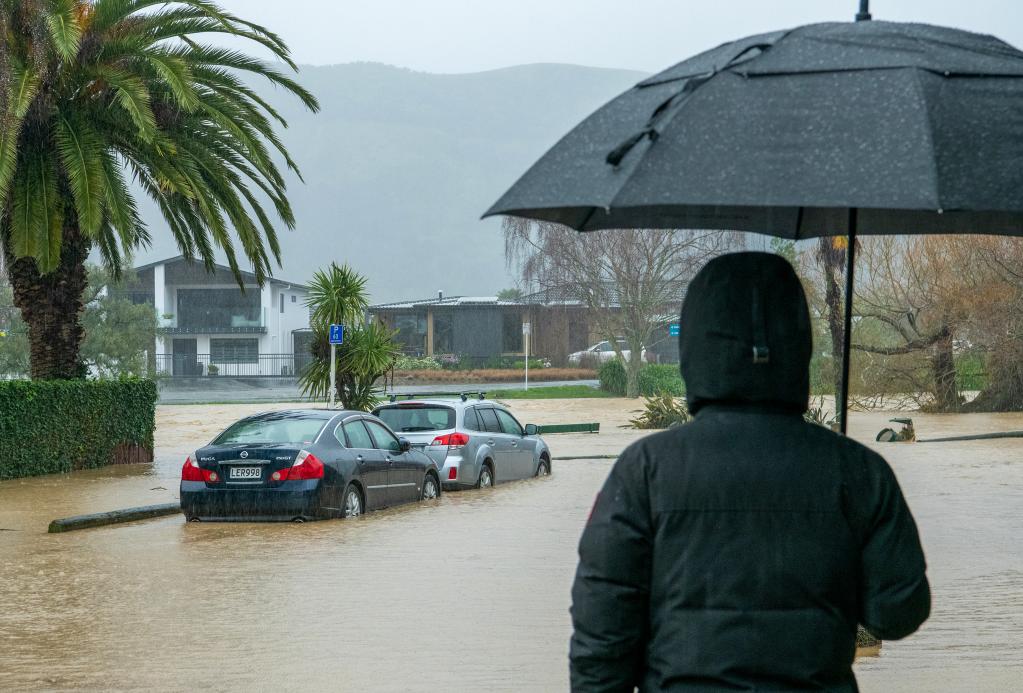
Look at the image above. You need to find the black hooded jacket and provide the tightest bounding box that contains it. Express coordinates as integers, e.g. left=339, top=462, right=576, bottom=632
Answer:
left=570, top=253, right=930, bottom=692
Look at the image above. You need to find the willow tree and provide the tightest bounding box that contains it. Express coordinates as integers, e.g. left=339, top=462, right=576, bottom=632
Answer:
left=504, top=218, right=732, bottom=397
left=0, top=0, right=318, bottom=379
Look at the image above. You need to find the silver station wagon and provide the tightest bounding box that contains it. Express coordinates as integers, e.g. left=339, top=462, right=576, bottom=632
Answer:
left=373, top=397, right=551, bottom=490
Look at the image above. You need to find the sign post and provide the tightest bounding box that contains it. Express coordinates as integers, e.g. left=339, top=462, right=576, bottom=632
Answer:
left=522, top=322, right=531, bottom=391
left=328, top=324, right=345, bottom=408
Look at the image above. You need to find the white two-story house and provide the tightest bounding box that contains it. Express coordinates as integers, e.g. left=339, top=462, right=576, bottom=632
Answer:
left=131, top=256, right=312, bottom=377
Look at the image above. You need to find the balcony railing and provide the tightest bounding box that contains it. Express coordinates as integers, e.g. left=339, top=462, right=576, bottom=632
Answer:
left=158, top=325, right=267, bottom=335
left=157, top=309, right=267, bottom=335
left=155, top=353, right=312, bottom=378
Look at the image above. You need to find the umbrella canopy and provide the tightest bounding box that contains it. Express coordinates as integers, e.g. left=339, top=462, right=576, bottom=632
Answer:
left=484, top=18, right=1023, bottom=434
left=485, top=20, right=1023, bottom=238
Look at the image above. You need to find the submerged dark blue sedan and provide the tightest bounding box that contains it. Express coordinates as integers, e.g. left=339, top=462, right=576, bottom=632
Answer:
left=181, top=409, right=441, bottom=522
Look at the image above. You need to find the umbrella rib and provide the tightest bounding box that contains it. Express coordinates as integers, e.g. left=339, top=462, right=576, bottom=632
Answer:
left=910, top=69, right=944, bottom=211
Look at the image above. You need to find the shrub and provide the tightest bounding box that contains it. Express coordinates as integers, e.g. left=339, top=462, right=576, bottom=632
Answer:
left=0, top=379, right=157, bottom=480
left=629, top=393, right=692, bottom=429
left=393, top=355, right=442, bottom=371
left=598, top=359, right=628, bottom=395
left=600, top=359, right=685, bottom=397
left=638, top=364, right=685, bottom=397
left=804, top=395, right=835, bottom=427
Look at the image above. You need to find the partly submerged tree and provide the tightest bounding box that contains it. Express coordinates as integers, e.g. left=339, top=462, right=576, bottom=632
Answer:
left=299, top=263, right=399, bottom=410
left=0, top=0, right=319, bottom=379
left=815, top=237, right=849, bottom=400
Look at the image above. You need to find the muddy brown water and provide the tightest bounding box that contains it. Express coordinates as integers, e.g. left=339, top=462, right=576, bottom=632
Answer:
left=1, top=402, right=1021, bottom=691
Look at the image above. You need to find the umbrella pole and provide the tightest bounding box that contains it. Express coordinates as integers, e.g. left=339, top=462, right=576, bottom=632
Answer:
left=839, top=209, right=859, bottom=435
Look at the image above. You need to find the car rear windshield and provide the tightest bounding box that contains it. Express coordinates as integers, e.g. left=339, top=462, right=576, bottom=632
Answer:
left=376, top=405, right=456, bottom=432
left=213, top=416, right=328, bottom=445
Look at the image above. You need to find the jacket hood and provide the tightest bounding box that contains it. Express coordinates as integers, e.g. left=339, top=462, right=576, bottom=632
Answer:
left=680, top=252, right=812, bottom=415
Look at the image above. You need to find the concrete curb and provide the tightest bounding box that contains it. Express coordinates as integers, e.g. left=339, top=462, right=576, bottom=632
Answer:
left=48, top=502, right=180, bottom=533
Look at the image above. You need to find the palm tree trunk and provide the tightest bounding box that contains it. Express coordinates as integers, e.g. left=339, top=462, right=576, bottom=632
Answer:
left=4, top=226, right=91, bottom=380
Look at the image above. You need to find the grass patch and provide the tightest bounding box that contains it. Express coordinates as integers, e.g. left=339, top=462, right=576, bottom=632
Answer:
left=492, top=384, right=613, bottom=399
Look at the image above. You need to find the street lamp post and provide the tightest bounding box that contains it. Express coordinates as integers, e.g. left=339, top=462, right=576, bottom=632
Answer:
left=856, top=0, right=872, bottom=22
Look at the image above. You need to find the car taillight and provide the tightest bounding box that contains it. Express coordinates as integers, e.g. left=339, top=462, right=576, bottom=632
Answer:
left=277, top=450, right=324, bottom=481
left=448, top=467, right=457, bottom=480
left=431, top=432, right=469, bottom=448
left=181, top=457, right=217, bottom=483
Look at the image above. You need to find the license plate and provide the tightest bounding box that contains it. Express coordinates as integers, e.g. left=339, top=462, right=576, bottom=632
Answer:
left=229, top=466, right=262, bottom=480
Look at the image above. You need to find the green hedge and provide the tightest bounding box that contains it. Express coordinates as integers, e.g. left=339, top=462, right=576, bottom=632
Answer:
left=599, top=359, right=685, bottom=396
left=0, top=379, right=157, bottom=480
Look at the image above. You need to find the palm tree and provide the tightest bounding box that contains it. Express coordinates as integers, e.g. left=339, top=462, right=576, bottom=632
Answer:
left=299, top=263, right=399, bottom=410
left=0, top=1, right=318, bottom=379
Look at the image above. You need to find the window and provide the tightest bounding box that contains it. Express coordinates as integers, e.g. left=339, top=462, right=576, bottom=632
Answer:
left=463, top=407, right=482, bottom=431
left=375, top=405, right=455, bottom=432
left=477, top=407, right=502, bottom=434
left=210, top=338, right=259, bottom=364
left=177, top=288, right=260, bottom=329
left=214, top=415, right=328, bottom=445
left=291, top=295, right=297, bottom=303
left=280, top=293, right=284, bottom=314
left=394, top=313, right=427, bottom=352
left=342, top=420, right=374, bottom=449
left=502, top=312, right=522, bottom=352
left=365, top=420, right=402, bottom=453
left=495, top=409, right=523, bottom=436
left=433, top=313, right=453, bottom=353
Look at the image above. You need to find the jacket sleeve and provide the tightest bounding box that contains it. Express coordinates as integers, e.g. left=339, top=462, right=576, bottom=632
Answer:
left=857, top=457, right=931, bottom=640
left=570, top=447, right=653, bottom=693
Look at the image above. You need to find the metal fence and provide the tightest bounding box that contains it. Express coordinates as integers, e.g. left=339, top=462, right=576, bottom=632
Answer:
left=154, top=353, right=312, bottom=378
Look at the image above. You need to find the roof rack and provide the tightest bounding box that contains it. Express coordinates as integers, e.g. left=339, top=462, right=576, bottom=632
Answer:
left=387, top=391, right=487, bottom=403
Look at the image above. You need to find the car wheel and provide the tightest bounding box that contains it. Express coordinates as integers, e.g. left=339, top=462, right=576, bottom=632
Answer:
left=342, top=484, right=363, bottom=518
left=476, top=463, right=494, bottom=489
left=536, top=457, right=551, bottom=477
left=421, top=474, right=439, bottom=500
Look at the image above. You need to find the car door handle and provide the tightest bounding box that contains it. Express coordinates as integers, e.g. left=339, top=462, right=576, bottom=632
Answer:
left=356, top=455, right=364, bottom=463
left=511, top=442, right=518, bottom=447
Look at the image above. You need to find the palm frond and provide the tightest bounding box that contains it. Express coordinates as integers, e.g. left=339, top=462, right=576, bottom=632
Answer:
left=56, top=113, right=106, bottom=236
left=44, top=0, right=83, bottom=62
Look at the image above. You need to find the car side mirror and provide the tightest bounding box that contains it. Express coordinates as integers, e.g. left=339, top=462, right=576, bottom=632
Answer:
left=398, top=437, right=411, bottom=453
left=523, top=424, right=538, bottom=436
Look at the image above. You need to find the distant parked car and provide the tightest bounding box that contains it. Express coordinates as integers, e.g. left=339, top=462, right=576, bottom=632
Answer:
left=181, top=409, right=441, bottom=522
left=372, top=398, right=551, bottom=491
left=567, top=340, right=646, bottom=366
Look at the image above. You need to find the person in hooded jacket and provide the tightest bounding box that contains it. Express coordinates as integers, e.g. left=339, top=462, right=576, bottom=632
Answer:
left=570, top=252, right=929, bottom=692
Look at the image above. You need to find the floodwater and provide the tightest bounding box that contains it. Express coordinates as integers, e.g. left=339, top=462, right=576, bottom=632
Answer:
left=1, top=403, right=1022, bottom=692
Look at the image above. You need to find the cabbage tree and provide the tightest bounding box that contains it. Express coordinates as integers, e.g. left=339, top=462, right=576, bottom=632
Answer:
left=300, top=263, right=399, bottom=410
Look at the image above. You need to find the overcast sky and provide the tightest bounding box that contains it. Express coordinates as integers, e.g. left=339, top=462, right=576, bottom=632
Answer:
left=215, top=0, right=1022, bottom=73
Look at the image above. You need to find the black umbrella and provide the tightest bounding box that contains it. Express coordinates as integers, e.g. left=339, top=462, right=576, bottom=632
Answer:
left=484, top=6, right=1023, bottom=433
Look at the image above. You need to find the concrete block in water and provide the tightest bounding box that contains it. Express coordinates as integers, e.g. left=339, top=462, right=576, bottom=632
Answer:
left=48, top=502, right=180, bottom=533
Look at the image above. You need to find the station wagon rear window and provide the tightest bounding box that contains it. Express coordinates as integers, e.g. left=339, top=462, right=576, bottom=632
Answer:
left=376, top=405, right=456, bottom=432
left=214, top=417, right=328, bottom=445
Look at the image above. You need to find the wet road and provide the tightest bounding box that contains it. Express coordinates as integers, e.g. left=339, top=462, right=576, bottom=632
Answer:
left=1, top=403, right=1022, bottom=691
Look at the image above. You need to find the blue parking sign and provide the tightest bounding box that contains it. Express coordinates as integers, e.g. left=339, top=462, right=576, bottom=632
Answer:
left=329, top=324, right=345, bottom=344
left=669, top=323, right=680, bottom=337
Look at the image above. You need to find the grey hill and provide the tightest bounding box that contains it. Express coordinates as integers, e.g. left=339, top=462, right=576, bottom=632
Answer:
left=132, top=62, right=644, bottom=302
